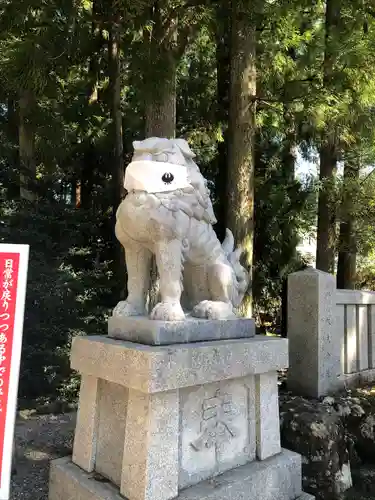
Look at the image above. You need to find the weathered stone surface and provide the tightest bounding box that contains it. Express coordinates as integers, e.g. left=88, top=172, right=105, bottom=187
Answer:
left=108, top=315, right=255, bottom=345
left=280, top=396, right=352, bottom=499
left=95, top=380, right=128, bottom=486
left=279, top=389, right=375, bottom=500
left=70, top=335, right=289, bottom=393
left=179, top=377, right=256, bottom=489
left=72, top=375, right=99, bottom=472
left=344, top=491, right=375, bottom=500
left=49, top=450, right=308, bottom=500
left=178, top=448, right=303, bottom=500
left=63, top=334, right=299, bottom=500
left=350, top=466, right=375, bottom=497
left=121, top=388, right=179, bottom=500
left=49, top=457, right=125, bottom=500
left=256, top=371, right=281, bottom=460
left=327, top=391, right=375, bottom=464
left=287, top=269, right=342, bottom=398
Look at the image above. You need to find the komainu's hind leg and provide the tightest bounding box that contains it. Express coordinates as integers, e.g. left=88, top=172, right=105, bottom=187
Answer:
left=192, top=260, right=235, bottom=319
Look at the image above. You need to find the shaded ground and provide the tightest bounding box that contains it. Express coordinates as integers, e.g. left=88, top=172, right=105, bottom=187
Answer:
left=344, top=466, right=375, bottom=500
left=11, top=411, right=76, bottom=500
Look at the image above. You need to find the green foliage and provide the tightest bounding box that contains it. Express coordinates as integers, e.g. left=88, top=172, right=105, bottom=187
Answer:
left=0, top=199, right=116, bottom=404
left=177, top=24, right=218, bottom=177
left=253, top=133, right=316, bottom=326
left=341, top=171, right=375, bottom=258
left=357, top=252, right=375, bottom=291
left=0, top=0, right=375, bottom=402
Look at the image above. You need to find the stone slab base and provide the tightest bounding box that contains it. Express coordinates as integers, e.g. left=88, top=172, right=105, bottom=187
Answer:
left=49, top=450, right=314, bottom=500
left=108, top=315, right=255, bottom=345
left=341, top=368, right=375, bottom=389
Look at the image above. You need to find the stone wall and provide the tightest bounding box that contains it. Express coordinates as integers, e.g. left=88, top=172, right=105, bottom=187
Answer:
left=287, top=269, right=375, bottom=398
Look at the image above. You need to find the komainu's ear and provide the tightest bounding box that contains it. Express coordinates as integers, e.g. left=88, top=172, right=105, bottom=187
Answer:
left=174, top=138, right=196, bottom=158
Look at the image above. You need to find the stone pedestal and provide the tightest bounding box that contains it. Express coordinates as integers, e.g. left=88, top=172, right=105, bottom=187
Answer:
left=108, top=316, right=255, bottom=345
left=49, top=333, right=314, bottom=500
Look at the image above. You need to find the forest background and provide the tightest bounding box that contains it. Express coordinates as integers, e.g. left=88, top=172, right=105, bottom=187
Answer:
left=1, top=0, right=375, bottom=405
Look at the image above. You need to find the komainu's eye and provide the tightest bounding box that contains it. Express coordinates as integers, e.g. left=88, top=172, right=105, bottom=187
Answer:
left=162, top=172, right=174, bottom=184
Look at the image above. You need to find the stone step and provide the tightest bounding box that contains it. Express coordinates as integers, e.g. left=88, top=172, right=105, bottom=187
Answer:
left=49, top=450, right=306, bottom=500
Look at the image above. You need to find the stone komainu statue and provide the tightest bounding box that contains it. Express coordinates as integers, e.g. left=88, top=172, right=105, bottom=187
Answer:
left=114, top=137, right=250, bottom=321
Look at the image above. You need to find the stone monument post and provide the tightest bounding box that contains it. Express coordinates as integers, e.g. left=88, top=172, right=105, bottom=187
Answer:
left=287, top=268, right=342, bottom=397
left=48, top=138, right=313, bottom=500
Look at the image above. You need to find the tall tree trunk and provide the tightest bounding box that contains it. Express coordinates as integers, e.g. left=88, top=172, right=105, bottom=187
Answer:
left=80, top=146, right=95, bottom=209
left=108, top=16, right=124, bottom=209
left=336, top=160, right=360, bottom=289
left=282, top=103, right=297, bottom=183
left=214, top=0, right=231, bottom=242
left=88, top=0, right=102, bottom=103
left=7, top=97, right=17, bottom=138
left=6, top=97, right=19, bottom=199
left=316, top=0, right=340, bottom=273
left=316, top=143, right=337, bottom=272
left=108, top=10, right=126, bottom=300
left=145, top=69, right=176, bottom=138
left=19, top=89, right=36, bottom=202
left=227, top=1, right=257, bottom=317
left=79, top=0, right=102, bottom=209
left=70, top=178, right=79, bottom=207
left=144, top=3, right=177, bottom=138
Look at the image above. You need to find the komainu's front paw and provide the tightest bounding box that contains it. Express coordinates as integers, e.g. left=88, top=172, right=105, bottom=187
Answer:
left=113, top=300, right=146, bottom=318
left=192, top=300, right=235, bottom=320
left=150, top=302, right=185, bottom=321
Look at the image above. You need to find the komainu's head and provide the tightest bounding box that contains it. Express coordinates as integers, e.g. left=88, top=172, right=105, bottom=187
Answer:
left=128, top=137, right=208, bottom=193
left=123, top=137, right=217, bottom=227
left=132, top=137, right=196, bottom=167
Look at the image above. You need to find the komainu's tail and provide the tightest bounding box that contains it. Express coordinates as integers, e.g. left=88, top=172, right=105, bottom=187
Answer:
left=222, top=228, right=250, bottom=308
